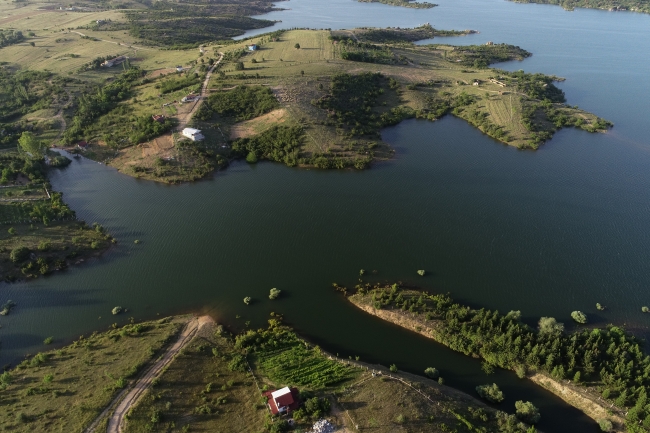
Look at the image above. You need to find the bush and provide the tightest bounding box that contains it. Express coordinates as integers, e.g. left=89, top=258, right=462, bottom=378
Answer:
left=112, top=306, right=123, bottom=315
left=476, top=383, right=504, bottom=403
left=269, top=288, right=281, bottom=300
left=424, top=367, right=439, bottom=379
left=243, top=297, right=252, bottom=305
left=8, top=227, right=15, bottom=235
left=417, top=269, right=425, bottom=276
left=571, top=311, right=588, bottom=324
left=538, top=316, right=564, bottom=334
left=643, top=306, right=649, bottom=313
left=389, top=364, right=398, bottom=373
left=43, top=336, right=53, bottom=345
left=597, top=418, right=613, bottom=432
left=10, top=246, right=30, bottom=263
left=207, top=85, right=278, bottom=121
left=515, top=400, right=540, bottom=424
left=596, top=303, right=605, bottom=311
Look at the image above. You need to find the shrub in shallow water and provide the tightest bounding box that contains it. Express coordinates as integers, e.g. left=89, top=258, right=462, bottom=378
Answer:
left=417, top=269, right=425, bottom=276
left=424, top=367, right=439, bottom=379
left=571, top=311, right=588, bottom=324
left=112, top=306, right=123, bottom=315
left=243, top=297, right=251, bottom=305
left=476, top=383, right=504, bottom=403
left=269, top=288, right=281, bottom=300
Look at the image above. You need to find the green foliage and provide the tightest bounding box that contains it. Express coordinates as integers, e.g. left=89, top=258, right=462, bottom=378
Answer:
left=10, top=246, right=29, bottom=263
left=129, top=116, right=175, bottom=144
left=243, top=296, right=252, bottom=305
left=424, top=367, right=439, bottom=379
left=643, top=306, right=649, bottom=313
left=232, top=125, right=303, bottom=167
left=538, top=316, right=564, bottom=334
left=64, top=67, right=145, bottom=144
left=511, top=0, right=649, bottom=15
left=18, top=132, right=46, bottom=157
left=476, top=383, right=504, bottom=403
left=269, top=288, right=281, bottom=300
left=206, top=86, right=278, bottom=121
left=596, top=303, right=605, bottom=311
left=441, top=44, right=531, bottom=68
left=0, top=29, right=24, bottom=48
left=417, top=269, right=425, bottom=276
left=44, top=336, right=54, bottom=345
left=235, top=326, right=356, bottom=388
left=598, top=418, right=613, bottom=432
left=357, top=0, right=437, bottom=8
left=112, top=306, right=123, bottom=315
left=571, top=311, right=588, bottom=324
left=514, top=401, right=540, bottom=424
left=389, top=364, right=398, bottom=372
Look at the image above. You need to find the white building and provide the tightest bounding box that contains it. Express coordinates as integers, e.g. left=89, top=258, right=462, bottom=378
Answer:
left=182, top=128, right=204, bottom=141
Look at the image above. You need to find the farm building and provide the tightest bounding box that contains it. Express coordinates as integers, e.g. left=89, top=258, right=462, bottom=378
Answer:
left=248, top=44, right=258, bottom=51
left=102, top=56, right=127, bottom=68
left=182, top=128, right=204, bottom=141
left=264, top=387, right=300, bottom=415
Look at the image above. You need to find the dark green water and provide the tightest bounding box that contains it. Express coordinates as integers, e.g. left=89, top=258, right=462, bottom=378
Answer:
left=3, top=0, right=650, bottom=430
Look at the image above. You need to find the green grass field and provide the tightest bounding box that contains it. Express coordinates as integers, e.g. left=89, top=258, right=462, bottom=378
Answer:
left=0, top=317, right=186, bottom=432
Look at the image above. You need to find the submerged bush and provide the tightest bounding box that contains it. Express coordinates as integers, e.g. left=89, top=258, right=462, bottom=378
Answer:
left=424, top=367, right=439, bottom=379
left=571, top=311, right=588, bottom=324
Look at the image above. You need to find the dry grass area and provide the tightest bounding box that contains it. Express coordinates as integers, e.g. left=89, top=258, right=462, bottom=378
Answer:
left=337, top=371, right=499, bottom=432
left=230, top=108, right=288, bottom=139
left=123, top=322, right=268, bottom=433
left=0, top=316, right=187, bottom=432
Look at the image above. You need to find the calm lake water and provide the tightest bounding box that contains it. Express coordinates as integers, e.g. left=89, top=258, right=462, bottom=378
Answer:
left=3, top=0, right=650, bottom=430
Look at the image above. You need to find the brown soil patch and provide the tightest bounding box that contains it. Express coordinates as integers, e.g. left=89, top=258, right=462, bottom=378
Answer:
left=230, top=108, right=287, bottom=140
left=141, top=134, right=174, bottom=158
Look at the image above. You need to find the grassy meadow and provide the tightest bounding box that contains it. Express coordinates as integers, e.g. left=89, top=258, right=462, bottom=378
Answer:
left=0, top=316, right=187, bottom=432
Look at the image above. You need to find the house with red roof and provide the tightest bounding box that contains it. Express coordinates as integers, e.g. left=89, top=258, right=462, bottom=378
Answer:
left=264, top=387, right=300, bottom=415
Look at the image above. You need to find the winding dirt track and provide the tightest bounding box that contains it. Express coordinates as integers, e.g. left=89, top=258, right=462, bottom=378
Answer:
left=84, top=315, right=213, bottom=433
left=176, top=51, right=224, bottom=131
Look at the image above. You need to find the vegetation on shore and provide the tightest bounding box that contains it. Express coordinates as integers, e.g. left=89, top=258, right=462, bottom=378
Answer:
left=0, top=153, right=112, bottom=282
left=347, top=283, right=650, bottom=431
left=510, top=0, right=650, bottom=14
left=332, top=24, right=475, bottom=44
left=358, top=0, right=438, bottom=8
left=0, top=316, right=186, bottom=432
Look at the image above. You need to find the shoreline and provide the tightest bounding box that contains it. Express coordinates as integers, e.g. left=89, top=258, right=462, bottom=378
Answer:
left=348, top=290, right=626, bottom=432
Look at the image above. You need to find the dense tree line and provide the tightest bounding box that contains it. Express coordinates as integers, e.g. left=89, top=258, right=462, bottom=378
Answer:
left=231, top=125, right=303, bottom=166
left=495, top=70, right=566, bottom=102
left=360, top=284, right=650, bottom=432
left=0, top=30, right=24, bottom=49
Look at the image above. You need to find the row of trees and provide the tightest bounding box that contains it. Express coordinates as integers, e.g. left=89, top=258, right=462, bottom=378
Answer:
left=365, top=284, right=650, bottom=431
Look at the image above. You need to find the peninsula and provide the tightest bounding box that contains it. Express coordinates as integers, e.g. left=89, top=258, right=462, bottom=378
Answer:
left=346, top=282, right=649, bottom=432
left=509, top=0, right=650, bottom=14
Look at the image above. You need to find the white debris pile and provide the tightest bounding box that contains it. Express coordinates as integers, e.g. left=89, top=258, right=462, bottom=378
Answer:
left=308, top=419, right=336, bottom=433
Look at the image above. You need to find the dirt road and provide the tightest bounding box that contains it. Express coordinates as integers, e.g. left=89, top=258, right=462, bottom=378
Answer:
left=84, top=315, right=213, bottom=433
left=176, top=51, right=224, bottom=131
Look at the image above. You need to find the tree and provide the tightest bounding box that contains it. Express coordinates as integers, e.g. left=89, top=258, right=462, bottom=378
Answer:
left=571, top=311, right=587, bottom=324
left=389, top=364, right=398, bottom=372
left=10, top=246, right=29, bottom=263
left=18, top=132, right=47, bottom=158
left=538, top=317, right=564, bottom=334
left=476, top=383, right=504, bottom=403
left=597, top=418, right=613, bottom=432
left=515, top=401, right=541, bottom=424
left=294, top=43, right=301, bottom=49
left=30, top=41, right=35, bottom=47
left=424, top=367, right=439, bottom=379
left=243, top=297, right=251, bottom=305
left=235, top=61, right=244, bottom=71
left=269, top=288, right=281, bottom=300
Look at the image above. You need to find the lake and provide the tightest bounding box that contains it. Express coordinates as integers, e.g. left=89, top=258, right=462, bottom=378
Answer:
left=3, top=0, right=650, bottom=430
